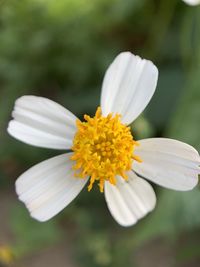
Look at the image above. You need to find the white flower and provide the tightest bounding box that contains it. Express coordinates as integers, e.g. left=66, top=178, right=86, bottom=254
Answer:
left=182, top=0, right=200, bottom=5
left=8, top=52, right=200, bottom=227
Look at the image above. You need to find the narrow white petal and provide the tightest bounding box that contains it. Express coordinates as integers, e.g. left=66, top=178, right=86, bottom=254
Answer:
left=133, top=138, right=200, bottom=191
left=182, top=0, right=200, bottom=6
left=104, top=172, right=156, bottom=227
left=16, top=153, right=88, bottom=221
left=100, top=52, right=158, bottom=124
left=8, top=95, right=77, bottom=149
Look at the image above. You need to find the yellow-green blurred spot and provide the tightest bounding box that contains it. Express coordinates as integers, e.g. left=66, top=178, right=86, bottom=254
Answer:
left=0, top=246, right=14, bottom=265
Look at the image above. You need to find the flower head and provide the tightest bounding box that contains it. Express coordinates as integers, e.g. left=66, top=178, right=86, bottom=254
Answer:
left=71, top=107, right=141, bottom=192
left=8, top=52, right=200, bottom=226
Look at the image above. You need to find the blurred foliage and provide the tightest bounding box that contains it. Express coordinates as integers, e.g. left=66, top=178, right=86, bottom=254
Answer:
left=10, top=203, right=61, bottom=257
left=168, top=9, right=200, bottom=151
left=0, top=0, right=200, bottom=267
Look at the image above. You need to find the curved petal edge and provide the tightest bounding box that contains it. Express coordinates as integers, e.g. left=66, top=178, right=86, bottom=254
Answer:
left=8, top=95, right=77, bottom=150
left=100, top=52, right=158, bottom=124
left=16, top=153, right=88, bottom=221
left=133, top=138, right=200, bottom=191
left=104, top=172, right=156, bottom=227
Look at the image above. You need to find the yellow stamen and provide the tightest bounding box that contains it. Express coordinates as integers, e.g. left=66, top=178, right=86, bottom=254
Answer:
left=71, top=107, right=142, bottom=192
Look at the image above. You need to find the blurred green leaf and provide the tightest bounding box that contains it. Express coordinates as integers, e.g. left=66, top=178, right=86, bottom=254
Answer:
left=146, top=66, right=184, bottom=131
left=131, top=188, right=200, bottom=247
left=168, top=11, right=200, bottom=150
left=168, top=69, right=200, bottom=151
left=10, top=203, right=61, bottom=257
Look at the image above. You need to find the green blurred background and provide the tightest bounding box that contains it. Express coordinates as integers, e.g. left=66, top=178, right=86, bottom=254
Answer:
left=0, top=0, right=200, bottom=266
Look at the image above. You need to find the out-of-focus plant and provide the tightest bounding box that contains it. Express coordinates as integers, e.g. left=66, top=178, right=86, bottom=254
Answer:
left=10, top=204, right=61, bottom=258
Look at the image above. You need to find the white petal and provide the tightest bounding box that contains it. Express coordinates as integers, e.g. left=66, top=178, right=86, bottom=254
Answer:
left=133, top=138, right=200, bottom=191
left=182, top=0, right=200, bottom=6
left=8, top=95, right=77, bottom=149
left=16, top=153, right=88, bottom=221
left=100, top=52, right=158, bottom=124
left=104, top=172, right=156, bottom=227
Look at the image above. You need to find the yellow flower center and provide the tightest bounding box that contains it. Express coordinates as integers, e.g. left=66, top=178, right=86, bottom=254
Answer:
left=71, top=107, right=142, bottom=192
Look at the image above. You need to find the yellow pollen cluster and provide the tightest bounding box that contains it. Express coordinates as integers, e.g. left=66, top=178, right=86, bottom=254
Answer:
left=71, top=107, right=142, bottom=192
